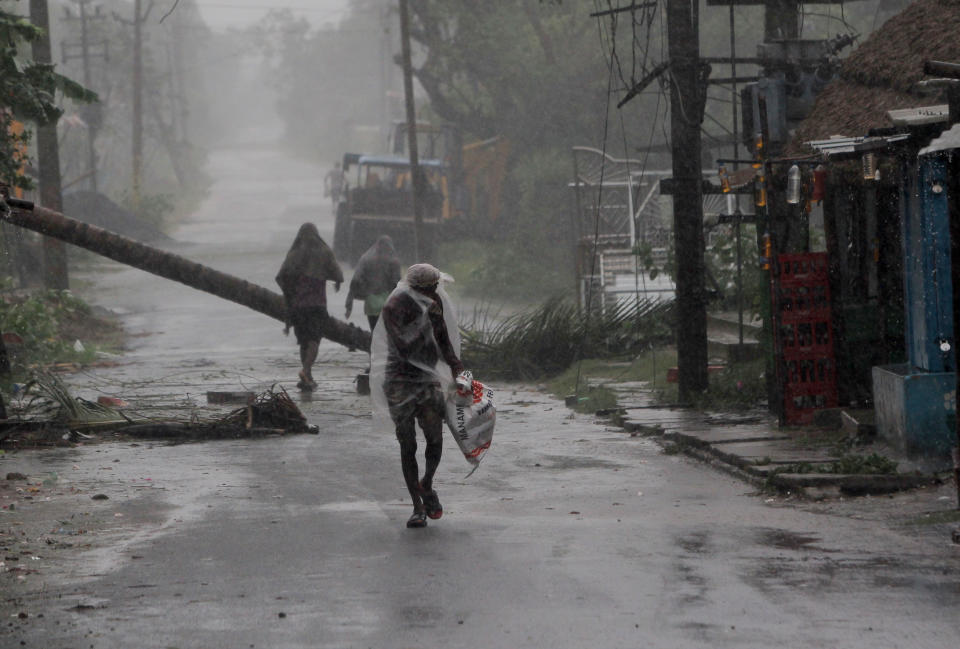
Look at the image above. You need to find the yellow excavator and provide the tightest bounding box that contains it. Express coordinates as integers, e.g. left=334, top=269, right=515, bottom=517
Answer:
left=333, top=122, right=510, bottom=264
left=388, top=121, right=509, bottom=224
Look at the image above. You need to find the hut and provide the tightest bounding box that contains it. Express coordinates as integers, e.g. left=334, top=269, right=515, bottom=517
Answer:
left=783, top=0, right=960, bottom=459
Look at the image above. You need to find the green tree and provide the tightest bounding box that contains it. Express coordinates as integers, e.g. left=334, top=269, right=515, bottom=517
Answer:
left=249, top=1, right=389, bottom=158
left=0, top=7, right=95, bottom=191
left=408, top=2, right=663, bottom=298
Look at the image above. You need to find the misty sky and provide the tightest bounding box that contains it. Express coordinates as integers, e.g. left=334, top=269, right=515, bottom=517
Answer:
left=193, top=0, right=352, bottom=31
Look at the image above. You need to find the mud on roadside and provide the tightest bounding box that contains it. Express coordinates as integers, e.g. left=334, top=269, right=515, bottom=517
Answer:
left=0, top=441, right=173, bottom=624
left=0, top=437, right=248, bottom=634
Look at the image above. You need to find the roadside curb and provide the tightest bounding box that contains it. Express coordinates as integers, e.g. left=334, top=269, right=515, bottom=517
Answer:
left=590, top=398, right=941, bottom=498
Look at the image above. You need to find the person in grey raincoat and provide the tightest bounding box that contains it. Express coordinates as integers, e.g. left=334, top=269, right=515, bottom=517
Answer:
left=276, top=222, right=343, bottom=391
left=370, top=263, right=463, bottom=529
left=345, top=235, right=402, bottom=331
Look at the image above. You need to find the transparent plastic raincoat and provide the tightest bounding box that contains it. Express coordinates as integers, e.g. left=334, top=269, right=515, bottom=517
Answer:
left=370, top=275, right=460, bottom=430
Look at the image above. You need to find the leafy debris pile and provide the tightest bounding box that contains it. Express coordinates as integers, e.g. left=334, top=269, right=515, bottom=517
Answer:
left=1, top=378, right=316, bottom=447
left=217, top=387, right=312, bottom=434
left=115, top=387, right=317, bottom=440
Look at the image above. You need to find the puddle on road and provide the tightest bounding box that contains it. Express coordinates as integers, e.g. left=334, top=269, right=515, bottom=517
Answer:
left=675, top=530, right=711, bottom=554
left=755, top=527, right=821, bottom=550
left=397, top=604, right=444, bottom=629
left=3, top=442, right=256, bottom=587
left=536, top=454, right=627, bottom=471
left=316, top=500, right=384, bottom=514
left=739, top=550, right=960, bottom=605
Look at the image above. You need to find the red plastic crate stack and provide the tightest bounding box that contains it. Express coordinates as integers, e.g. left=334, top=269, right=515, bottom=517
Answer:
left=774, top=252, right=838, bottom=424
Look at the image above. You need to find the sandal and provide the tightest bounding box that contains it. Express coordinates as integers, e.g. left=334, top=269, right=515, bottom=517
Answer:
left=419, top=484, right=443, bottom=520
left=406, top=511, right=428, bottom=528
left=298, top=371, right=317, bottom=391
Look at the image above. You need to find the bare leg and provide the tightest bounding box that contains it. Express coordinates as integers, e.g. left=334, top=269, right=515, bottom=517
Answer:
left=365, top=316, right=378, bottom=373
left=300, top=340, right=319, bottom=384
left=396, top=419, right=423, bottom=512
left=418, top=406, right=444, bottom=492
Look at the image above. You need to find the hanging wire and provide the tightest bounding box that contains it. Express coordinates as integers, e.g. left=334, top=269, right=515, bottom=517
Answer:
left=800, top=8, right=861, bottom=30
left=572, top=1, right=623, bottom=403
left=584, top=0, right=668, bottom=389
left=606, top=0, right=630, bottom=92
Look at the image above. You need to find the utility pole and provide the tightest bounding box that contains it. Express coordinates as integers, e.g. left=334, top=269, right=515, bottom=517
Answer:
left=132, top=0, right=144, bottom=207
left=398, top=0, right=424, bottom=261
left=115, top=0, right=153, bottom=209
left=667, top=0, right=709, bottom=399
left=62, top=0, right=108, bottom=193
left=379, top=5, right=390, bottom=144
left=30, top=0, right=69, bottom=290
left=170, top=8, right=189, bottom=142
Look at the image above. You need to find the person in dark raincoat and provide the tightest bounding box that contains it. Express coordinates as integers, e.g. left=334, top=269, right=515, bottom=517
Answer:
left=276, top=223, right=343, bottom=391
left=370, top=263, right=463, bottom=529
left=344, top=235, right=402, bottom=331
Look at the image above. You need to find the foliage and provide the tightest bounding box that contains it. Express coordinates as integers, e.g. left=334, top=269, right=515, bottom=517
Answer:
left=564, top=384, right=619, bottom=414
left=18, top=370, right=122, bottom=425
left=120, top=192, right=175, bottom=230
left=0, top=110, right=31, bottom=192
left=437, top=237, right=570, bottom=302
left=777, top=453, right=899, bottom=475
left=541, top=348, right=766, bottom=413
left=634, top=221, right=767, bottom=319
left=47, top=0, right=213, bottom=207
left=460, top=296, right=674, bottom=381
left=0, top=7, right=96, bottom=190
left=704, top=224, right=767, bottom=315
left=546, top=349, right=677, bottom=391
left=544, top=348, right=677, bottom=412
left=632, top=240, right=665, bottom=281
left=0, top=288, right=108, bottom=371
left=436, top=148, right=581, bottom=301
left=645, top=354, right=768, bottom=410
left=408, top=3, right=667, bottom=275
left=407, top=3, right=612, bottom=147
left=694, top=357, right=767, bottom=410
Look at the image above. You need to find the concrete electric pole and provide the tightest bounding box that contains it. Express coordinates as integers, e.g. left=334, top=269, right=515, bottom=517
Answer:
left=114, top=0, right=153, bottom=209
left=61, top=0, right=108, bottom=192
left=30, top=0, right=69, bottom=290
left=398, top=0, right=425, bottom=262
left=667, top=0, right=709, bottom=399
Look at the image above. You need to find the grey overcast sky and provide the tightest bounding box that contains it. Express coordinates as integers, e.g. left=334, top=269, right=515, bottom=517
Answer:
left=192, top=0, right=353, bottom=31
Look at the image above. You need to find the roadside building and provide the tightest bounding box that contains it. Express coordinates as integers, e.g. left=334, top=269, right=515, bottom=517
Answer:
left=778, top=0, right=960, bottom=460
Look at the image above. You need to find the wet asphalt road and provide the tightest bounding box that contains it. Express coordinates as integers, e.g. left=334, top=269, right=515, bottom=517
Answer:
left=3, top=138, right=960, bottom=649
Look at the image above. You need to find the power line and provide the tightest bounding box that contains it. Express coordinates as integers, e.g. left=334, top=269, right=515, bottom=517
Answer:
left=572, top=0, right=620, bottom=405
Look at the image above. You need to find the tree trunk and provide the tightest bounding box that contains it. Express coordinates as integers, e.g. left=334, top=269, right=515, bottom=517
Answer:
left=30, top=0, right=70, bottom=290
left=0, top=204, right=371, bottom=352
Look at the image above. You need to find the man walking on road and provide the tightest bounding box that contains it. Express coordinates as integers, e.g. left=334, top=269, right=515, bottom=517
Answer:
left=276, top=222, right=344, bottom=391
left=370, top=263, right=463, bottom=529
left=345, top=235, right=402, bottom=333
left=324, top=162, right=345, bottom=206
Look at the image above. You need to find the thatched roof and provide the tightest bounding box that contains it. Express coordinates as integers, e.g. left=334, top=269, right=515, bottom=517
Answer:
left=788, top=0, right=960, bottom=153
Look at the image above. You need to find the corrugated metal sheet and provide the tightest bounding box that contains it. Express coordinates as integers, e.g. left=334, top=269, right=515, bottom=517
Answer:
left=919, top=122, right=960, bottom=155
left=804, top=134, right=910, bottom=157
left=887, top=104, right=949, bottom=126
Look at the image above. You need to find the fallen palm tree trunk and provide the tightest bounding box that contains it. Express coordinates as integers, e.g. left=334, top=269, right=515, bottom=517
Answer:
left=0, top=199, right=371, bottom=351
